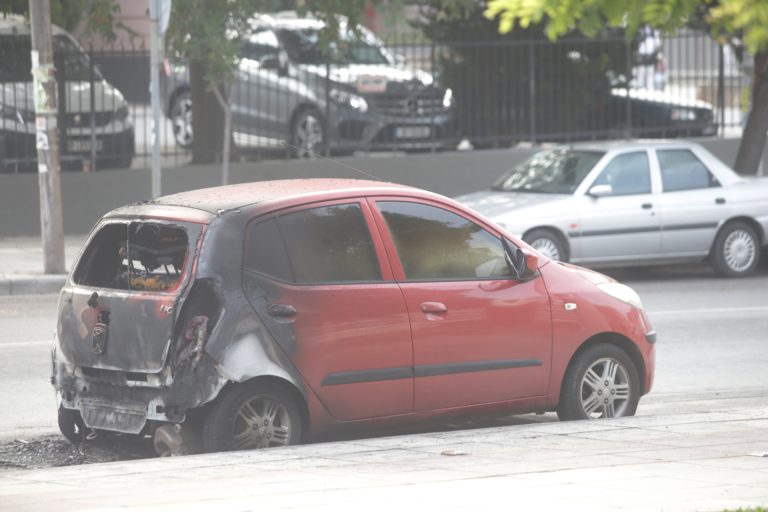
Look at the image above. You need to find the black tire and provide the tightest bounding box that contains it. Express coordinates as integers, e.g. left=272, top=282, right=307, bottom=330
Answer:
left=201, top=381, right=302, bottom=453
left=523, top=228, right=568, bottom=262
left=170, top=91, right=193, bottom=149
left=557, top=343, right=640, bottom=421
left=290, top=108, right=325, bottom=159
left=58, top=406, right=87, bottom=445
left=710, top=221, right=761, bottom=277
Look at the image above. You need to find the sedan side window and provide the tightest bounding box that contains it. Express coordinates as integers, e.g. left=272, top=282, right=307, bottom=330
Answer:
left=378, top=201, right=510, bottom=280
left=591, top=152, right=651, bottom=196
left=241, top=29, right=280, bottom=66
left=658, top=149, right=720, bottom=192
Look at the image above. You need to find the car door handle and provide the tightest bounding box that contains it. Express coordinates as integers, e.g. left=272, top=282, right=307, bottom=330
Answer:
left=641, top=203, right=653, bottom=210
left=420, top=302, right=447, bottom=314
left=715, top=197, right=726, bottom=205
left=267, top=303, right=296, bottom=318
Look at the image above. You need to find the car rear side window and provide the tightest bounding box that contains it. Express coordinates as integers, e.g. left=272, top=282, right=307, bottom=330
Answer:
left=658, top=149, right=720, bottom=192
left=73, top=222, right=189, bottom=292
left=378, top=201, right=510, bottom=281
left=246, top=203, right=381, bottom=284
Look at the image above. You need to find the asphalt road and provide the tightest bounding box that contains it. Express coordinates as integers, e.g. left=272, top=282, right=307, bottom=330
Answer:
left=1, top=266, right=767, bottom=443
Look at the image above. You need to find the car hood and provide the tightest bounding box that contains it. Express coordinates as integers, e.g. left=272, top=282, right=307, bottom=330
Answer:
left=611, top=87, right=712, bottom=110
left=0, top=80, right=127, bottom=113
left=457, top=190, right=571, bottom=220
left=298, top=63, right=435, bottom=91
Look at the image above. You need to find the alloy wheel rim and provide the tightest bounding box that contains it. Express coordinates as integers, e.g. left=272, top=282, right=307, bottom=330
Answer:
left=295, top=114, right=322, bottom=158
left=531, top=238, right=561, bottom=261
left=232, top=395, right=292, bottom=450
left=723, top=229, right=756, bottom=272
left=173, top=97, right=193, bottom=146
left=580, top=357, right=631, bottom=419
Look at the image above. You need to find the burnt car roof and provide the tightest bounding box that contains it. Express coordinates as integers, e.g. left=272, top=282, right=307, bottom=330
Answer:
left=106, top=179, right=423, bottom=222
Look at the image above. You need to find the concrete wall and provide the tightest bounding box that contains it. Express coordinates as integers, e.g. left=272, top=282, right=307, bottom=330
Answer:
left=0, top=138, right=743, bottom=237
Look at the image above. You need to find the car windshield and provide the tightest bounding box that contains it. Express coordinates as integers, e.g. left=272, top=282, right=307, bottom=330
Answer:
left=280, top=27, right=392, bottom=65
left=493, top=149, right=605, bottom=194
left=0, top=34, right=99, bottom=82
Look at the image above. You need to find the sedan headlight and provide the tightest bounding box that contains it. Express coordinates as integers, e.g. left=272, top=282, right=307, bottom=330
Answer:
left=597, top=282, right=643, bottom=310
left=442, top=88, right=454, bottom=108
left=670, top=108, right=696, bottom=121
left=329, top=88, right=368, bottom=113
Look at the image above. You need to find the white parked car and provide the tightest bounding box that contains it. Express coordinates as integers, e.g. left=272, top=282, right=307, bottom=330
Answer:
left=457, top=141, right=768, bottom=277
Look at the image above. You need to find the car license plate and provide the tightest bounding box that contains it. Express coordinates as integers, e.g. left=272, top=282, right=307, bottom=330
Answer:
left=68, top=139, right=102, bottom=153
left=395, top=126, right=431, bottom=139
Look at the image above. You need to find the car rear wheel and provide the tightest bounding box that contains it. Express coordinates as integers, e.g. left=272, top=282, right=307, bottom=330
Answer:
left=557, top=343, right=640, bottom=421
left=171, top=91, right=193, bottom=149
left=201, top=381, right=302, bottom=453
left=711, top=221, right=760, bottom=277
left=58, top=406, right=87, bottom=445
left=524, top=229, right=567, bottom=262
left=291, top=108, right=325, bottom=159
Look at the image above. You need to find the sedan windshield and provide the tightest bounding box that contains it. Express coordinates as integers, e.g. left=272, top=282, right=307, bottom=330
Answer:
left=493, top=149, right=605, bottom=194
left=280, top=27, right=392, bottom=65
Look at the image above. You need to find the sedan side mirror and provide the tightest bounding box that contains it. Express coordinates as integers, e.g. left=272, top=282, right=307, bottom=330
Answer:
left=502, top=238, right=538, bottom=281
left=587, top=184, right=613, bottom=198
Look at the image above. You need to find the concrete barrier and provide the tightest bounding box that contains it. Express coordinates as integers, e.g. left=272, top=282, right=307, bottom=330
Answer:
left=0, top=138, right=743, bottom=236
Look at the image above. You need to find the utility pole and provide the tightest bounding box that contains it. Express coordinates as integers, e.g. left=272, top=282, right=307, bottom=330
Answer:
left=149, top=0, right=161, bottom=198
left=29, top=0, right=65, bottom=274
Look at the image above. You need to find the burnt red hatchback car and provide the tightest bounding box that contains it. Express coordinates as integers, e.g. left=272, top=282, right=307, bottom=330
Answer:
left=53, top=179, right=656, bottom=455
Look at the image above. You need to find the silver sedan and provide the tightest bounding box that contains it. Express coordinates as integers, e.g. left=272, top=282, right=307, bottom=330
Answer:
left=458, top=141, right=768, bottom=277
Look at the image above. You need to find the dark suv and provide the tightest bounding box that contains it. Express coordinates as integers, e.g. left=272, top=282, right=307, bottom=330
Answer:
left=161, top=13, right=458, bottom=157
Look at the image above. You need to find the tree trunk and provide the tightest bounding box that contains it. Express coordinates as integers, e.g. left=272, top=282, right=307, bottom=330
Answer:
left=733, top=52, right=768, bottom=175
left=211, top=84, right=231, bottom=186
left=189, top=59, right=222, bottom=164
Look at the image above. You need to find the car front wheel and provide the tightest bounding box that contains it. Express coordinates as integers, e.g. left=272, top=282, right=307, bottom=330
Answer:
left=291, top=108, right=325, bottom=158
left=524, top=229, right=567, bottom=262
left=170, top=91, right=193, bottom=149
left=557, top=343, right=640, bottom=421
left=711, top=221, right=761, bottom=277
left=201, top=381, right=302, bottom=453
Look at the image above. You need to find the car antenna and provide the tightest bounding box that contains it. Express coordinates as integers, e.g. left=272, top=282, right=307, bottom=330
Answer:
left=280, top=141, right=383, bottom=181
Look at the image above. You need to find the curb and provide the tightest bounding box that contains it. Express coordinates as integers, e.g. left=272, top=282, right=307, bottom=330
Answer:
left=0, top=274, right=67, bottom=296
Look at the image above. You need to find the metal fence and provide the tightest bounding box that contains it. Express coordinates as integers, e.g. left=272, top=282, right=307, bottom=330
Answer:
left=0, top=29, right=749, bottom=173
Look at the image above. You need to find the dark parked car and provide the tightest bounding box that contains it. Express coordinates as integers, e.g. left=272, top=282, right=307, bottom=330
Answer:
left=161, top=12, right=458, bottom=157
left=53, top=179, right=656, bottom=456
left=0, top=17, right=135, bottom=172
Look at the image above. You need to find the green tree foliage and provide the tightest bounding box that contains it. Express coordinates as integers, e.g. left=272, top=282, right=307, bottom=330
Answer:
left=0, top=0, right=129, bottom=41
left=484, top=0, right=768, bottom=174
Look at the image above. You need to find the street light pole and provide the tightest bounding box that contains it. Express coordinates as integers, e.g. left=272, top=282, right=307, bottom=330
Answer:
left=29, top=0, right=65, bottom=274
left=149, top=0, right=162, bottom=198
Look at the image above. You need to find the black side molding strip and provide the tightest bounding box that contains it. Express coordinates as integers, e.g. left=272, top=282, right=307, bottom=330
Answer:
left=322, top=367, right=413, bottom=386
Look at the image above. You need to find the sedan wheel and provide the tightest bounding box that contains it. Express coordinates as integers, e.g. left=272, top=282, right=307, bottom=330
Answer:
left=291, top=109, right=324, bottom=159
left=171, top=92, right=193, bottom=148
left=202, top=382, right=302, bottom=453
left=711, top=222, right=760, bottom=277
left=558, top=344, right=640, bottom=421
left=524, top=229, right=566, bottom=262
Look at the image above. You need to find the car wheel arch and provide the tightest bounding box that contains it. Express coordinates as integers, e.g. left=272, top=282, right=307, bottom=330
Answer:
left=522, top=226, right=571, bottom=262
left=558, top=332, right=646, bottom=404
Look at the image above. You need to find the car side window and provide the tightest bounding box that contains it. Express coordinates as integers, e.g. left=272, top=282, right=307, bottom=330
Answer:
left=591, top=151, right=651, bottom=195
left=279, top=203, right=381, bottom=284
left=378, top=201, right=510, bottom=280
left=241, top=29, right=280, bottom=64
left=243, top=218, right=293, bottom=282
left=658, top=149, right=720, bottom=192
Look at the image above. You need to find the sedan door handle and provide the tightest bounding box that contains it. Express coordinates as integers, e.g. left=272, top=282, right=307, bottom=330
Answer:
left=641, top=203, right=653, bottom=210
left=268, top=303, right=296, bottom=318
left=715, top=197, right=726, bottom=205
left=420, top=302, right=447, bottom=314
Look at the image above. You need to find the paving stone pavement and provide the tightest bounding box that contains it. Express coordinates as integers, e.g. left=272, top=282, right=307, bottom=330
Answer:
left=1, top=407, right=767, bottom=511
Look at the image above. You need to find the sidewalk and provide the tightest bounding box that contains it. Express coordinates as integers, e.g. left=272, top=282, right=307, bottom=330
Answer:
left=1, top=406, right=767, bottom=511
left=0, top=236, right=85, bottom=295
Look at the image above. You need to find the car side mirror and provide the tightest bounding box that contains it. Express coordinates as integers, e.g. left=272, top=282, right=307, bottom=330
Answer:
left=502, top=238, right=538, bottom=281
left=587, top=184, right=613, bottom=198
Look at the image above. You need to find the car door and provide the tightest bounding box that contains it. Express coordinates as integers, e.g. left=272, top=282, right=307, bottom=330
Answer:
left=574, top=150, right=662, bottom=262
left=241, top=200, right=413, bottom=421
left=653, top=148, right=731, bottom=256
left=370, top=198, right=552, bottom=411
